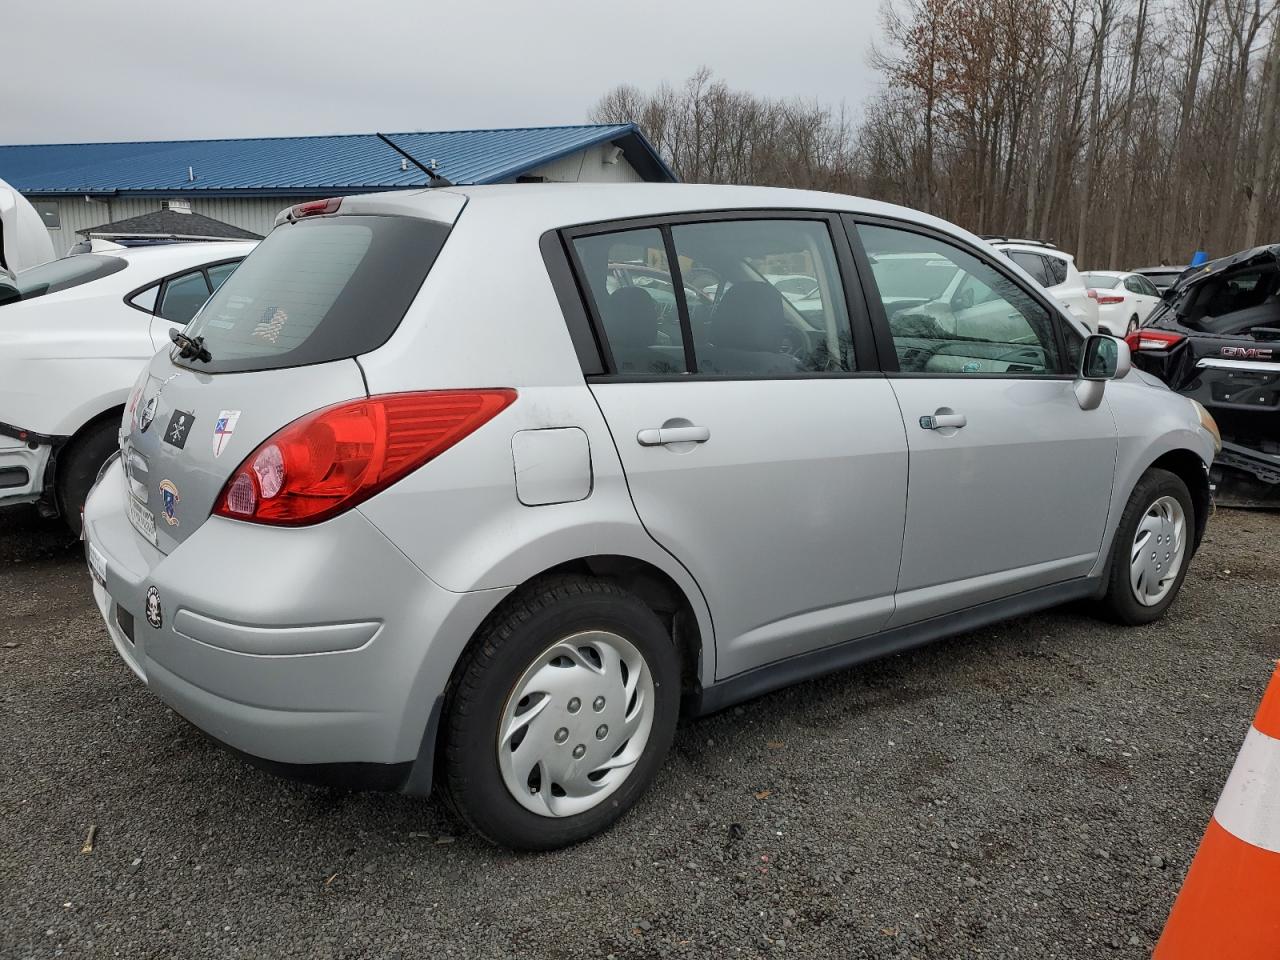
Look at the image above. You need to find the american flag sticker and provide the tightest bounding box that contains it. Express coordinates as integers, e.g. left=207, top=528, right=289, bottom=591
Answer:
left=212, top=410, right=241, bottom=458
left=253, top=306, right=288, bottom=344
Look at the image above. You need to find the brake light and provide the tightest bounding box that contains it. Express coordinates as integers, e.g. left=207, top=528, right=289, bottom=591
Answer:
left=1125, top=329, right=1185, bottom=352
left=213, top=390, right=516, bottom=525
left=290, top=197, right=342, bottom=219
left=1087, top=288, right=1125, bottom=305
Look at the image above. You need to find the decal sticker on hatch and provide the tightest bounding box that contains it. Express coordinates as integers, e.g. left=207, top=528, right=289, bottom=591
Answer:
left=212, top=410, right=241, bottom=458
left=159, top=479, right=180, bottom=526
left=163, top=410, right=195, bottom=449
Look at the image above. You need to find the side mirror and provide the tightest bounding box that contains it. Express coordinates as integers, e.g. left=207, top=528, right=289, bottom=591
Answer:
left=1074, top=334, right=1131, bottom=410
left=1080, top=333, right=1131, bottom=380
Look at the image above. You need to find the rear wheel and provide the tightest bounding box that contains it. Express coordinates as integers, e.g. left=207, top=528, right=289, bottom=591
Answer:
left=1096, top=468, right=1194, bottom=625
left=55, top=420, right=118, bottom=535
left=442, top=575, right=680, bottom=850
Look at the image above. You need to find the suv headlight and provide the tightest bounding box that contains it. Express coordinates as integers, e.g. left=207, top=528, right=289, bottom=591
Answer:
left=1189, top=399, right=1222, bottom=454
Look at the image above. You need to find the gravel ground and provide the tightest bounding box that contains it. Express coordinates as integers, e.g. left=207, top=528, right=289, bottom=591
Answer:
left=1, top=503, right=1277, bottom=959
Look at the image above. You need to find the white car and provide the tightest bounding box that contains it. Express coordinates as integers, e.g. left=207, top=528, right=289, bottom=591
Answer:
left=0, top=241, right=255, bottom=528
left=0, top=177, right=56, bottom=273
left=1081, top=270, right=1164, bottom=336
left=988, top=238, right=1100, bottom=333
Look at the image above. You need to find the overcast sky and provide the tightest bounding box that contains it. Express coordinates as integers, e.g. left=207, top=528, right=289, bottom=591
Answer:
left=6, top=0, right=885, bottom=144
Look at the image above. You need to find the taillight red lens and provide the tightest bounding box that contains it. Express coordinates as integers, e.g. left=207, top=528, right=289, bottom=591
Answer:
left=290, top=197, right=342, bottom=219
left=213, top=389, right=516, bottom=526
left=1124, top=329, right=1185, bottom=352
left=1097, top=294, right=1125, bottom=304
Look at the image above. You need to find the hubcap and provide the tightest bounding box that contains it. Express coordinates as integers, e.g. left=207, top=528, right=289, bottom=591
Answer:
left=497, top=631, right=655, bottom=818
left=1129, top=495, right=1186, bottom=606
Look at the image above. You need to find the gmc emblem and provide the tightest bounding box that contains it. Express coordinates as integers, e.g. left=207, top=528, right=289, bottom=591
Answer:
left=1221, top=346, right=1273, bottom=359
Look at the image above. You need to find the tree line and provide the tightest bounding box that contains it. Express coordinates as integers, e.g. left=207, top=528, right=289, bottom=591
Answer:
left=591, top=0, right=1279, bottom=269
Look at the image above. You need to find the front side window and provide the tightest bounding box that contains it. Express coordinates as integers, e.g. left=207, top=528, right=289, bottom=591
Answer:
left=858, top=224, right=1063, bottom=376
left=158, top=269, right=213, bottom=324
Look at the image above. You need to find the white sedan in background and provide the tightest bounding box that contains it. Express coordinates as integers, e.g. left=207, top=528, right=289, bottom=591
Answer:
left=1080, top=271, right=1163, bottom=336
left=0, top=240, right=256, bottom=529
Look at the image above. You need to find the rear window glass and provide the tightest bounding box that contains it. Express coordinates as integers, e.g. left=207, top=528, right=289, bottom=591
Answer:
left=9, top=254, right=126, bottom=301
left=1082, top=274, right=1121, bottom=289
left=1173, top=264, right=1280, bottom=335
left=178, top=215, right=450, bottom=373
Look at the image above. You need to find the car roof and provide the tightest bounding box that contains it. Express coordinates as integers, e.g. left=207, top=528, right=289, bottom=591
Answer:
left=339, top=182, right=993, bottom=249
left=994, top=240, right=1075, bottom=261
left=1082, top=269, right=1130, bottom=278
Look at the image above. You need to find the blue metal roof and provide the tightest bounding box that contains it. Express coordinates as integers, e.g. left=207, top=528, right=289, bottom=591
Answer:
left=0, top=124, right=675, bottom=197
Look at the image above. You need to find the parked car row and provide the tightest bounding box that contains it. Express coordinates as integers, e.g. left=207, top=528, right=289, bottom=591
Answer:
left=71, top=183, right=1219, bottom=850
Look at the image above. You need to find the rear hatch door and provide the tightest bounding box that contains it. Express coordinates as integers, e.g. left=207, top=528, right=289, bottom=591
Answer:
left=120, top=196, right=460, bottom=553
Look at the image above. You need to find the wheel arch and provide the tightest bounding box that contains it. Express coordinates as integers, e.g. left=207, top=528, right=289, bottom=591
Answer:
left=1147, top=447, right=1212, bottom=551
left=42, top=404, right=124, bottom=516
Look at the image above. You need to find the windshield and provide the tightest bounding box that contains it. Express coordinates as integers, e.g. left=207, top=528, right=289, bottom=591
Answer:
left=6, top=254, right=126, bottom=302
left=178, top=215, right=450, bottom=374
left=1082, top=274, right=1121, bottom=289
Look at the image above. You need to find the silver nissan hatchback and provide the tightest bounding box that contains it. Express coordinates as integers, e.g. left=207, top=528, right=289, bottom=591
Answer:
left=84, top=184, right=1220, bottom=849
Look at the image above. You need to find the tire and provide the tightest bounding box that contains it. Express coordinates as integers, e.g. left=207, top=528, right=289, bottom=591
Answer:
left=442, top=575, right=681, bottom=850
left=1096, top=468, right=1195, bottom=625
left=55, top=420, right=119, bottom=535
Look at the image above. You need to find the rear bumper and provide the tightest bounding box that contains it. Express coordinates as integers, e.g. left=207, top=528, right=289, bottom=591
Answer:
left=83, top=459, right=508, bottom=794
left=0, top=429, right=55, bottom=509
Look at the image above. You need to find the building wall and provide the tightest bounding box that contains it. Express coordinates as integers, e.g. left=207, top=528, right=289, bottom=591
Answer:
left=517, top=142, right=645, bottom=184
left=29, top=144, right=643, bottom=254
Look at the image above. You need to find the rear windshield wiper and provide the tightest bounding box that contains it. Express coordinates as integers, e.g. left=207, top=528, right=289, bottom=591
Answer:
left=169, top=327, right=212, bottom=363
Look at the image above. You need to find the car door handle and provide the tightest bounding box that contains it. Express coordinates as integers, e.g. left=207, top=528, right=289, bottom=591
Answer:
left=918, top=413, right=967, bottom=430
left=637, top=425, right=711, bottom=446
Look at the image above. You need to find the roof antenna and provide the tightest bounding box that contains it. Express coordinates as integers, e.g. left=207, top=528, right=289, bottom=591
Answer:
left=376, top=133, right=454, bottom=187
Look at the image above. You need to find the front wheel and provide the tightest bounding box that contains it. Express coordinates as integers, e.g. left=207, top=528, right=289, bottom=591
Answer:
left=442, top=576, right=681, bottom=849
left=1096, top=468, right=1195, bottom=625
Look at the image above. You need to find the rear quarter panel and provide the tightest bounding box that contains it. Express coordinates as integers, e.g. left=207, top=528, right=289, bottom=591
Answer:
left=355, top=208, right=718, bottom=686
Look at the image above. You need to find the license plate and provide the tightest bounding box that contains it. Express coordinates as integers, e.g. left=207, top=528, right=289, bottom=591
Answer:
left=126, top=493, right=158, bottom=546
left=86, top=539, right=108, bottom=587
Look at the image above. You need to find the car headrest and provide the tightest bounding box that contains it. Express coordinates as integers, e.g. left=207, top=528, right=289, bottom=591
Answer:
left=713, top=281, right=788, bottom=352
left=605, top=287, right=659, bottom=349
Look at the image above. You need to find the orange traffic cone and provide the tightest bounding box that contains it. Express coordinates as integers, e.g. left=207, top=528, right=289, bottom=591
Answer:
left=1154, top=663, right=1280, bottom=958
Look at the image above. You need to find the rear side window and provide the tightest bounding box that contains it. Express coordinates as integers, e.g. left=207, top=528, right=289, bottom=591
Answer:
left=10, top=254, right=126, bottom=301
left=179, top=216, right=450, bottom=373
left=158, top=270, right=212, bottom=324
left=571, top=218, right=855, bottom=377
left=1043, top=256, right=1068, bottom=286
left=1009, top=252, right=1051, bottom=286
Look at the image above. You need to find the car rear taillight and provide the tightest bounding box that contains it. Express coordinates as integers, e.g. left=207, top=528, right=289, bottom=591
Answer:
left=1124, top=329, right=1185, bottom=352
left=290, top=197, right=342, bottom=219
left=1087, top=288, right=1125, bottom=305
left=213, top=390, right=516, bottom=526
